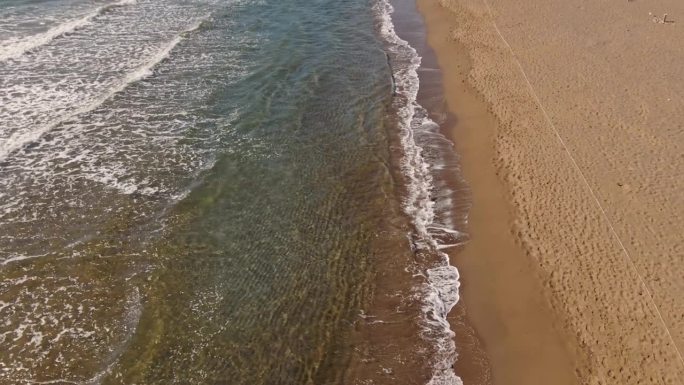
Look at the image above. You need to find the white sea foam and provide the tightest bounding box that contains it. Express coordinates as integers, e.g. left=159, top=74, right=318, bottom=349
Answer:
left=0, top=0, right=137, bottom=62
left=1, top=253, right=48, bottom=266
left=0, top=1, right=261, bottom=382
left=0, top=2, right=249, bottom=236
left=0, top=25, right=187, bottom=161
left=374, top=0, right=464, bottom=384
left=0, top=271, right=144, bottom=384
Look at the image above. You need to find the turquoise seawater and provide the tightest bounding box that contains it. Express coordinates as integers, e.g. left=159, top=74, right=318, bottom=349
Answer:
left=0, top=0, right=465, bottom=384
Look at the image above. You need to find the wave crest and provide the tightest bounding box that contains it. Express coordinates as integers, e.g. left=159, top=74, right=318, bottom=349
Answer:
left=374, top=1, right=465, bottom=384
left=0, top=0, right=137, bottom=62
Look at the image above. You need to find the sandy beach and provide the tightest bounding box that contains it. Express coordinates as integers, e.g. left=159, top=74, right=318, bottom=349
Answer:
left=417, top=0, right=684, bottom=383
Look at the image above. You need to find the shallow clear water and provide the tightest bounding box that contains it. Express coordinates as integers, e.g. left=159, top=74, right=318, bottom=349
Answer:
left=0, top=0, right=465, bottom=384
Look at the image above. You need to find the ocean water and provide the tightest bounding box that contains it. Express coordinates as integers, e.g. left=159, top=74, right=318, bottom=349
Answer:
left=0, top=0, right=466, bottom=384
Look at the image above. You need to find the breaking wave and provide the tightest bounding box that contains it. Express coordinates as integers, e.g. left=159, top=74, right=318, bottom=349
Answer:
left=0, top=0, right=137, bottom=62
left=374, top=1, right=465, bottom=384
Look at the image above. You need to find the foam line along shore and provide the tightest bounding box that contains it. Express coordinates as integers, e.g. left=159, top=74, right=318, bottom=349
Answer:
left=373, top=0, right=473, bottom=383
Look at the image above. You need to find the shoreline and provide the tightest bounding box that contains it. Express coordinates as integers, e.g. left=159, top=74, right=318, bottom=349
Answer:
left=343, top=1, right=473, bottom=383
left=417, top=0, right=684, bottom=383
left=415, top=1, right=583, bottom=384
left=388, top=2, right=492, bottom=383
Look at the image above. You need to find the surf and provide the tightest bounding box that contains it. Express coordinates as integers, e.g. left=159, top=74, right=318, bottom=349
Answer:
left=374, top=0, right=464, bottom=383
left=0, top=17, right=204, bottom=161
left=0, top=0, right=136, bottom=62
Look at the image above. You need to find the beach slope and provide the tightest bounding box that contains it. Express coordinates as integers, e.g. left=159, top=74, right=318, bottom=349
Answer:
left=419, top=0, right=684, bottom=383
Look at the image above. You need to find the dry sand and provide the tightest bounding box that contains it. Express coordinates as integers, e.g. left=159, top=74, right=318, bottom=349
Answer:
left=416, top=0, right=684, bottom=384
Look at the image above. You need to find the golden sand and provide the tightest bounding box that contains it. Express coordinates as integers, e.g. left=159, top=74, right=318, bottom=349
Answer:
left=418, top=0, right=684, bottom=383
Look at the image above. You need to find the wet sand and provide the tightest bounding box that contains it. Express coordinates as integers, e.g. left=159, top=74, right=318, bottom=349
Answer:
left=417, top=0, right=684, bottom=383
